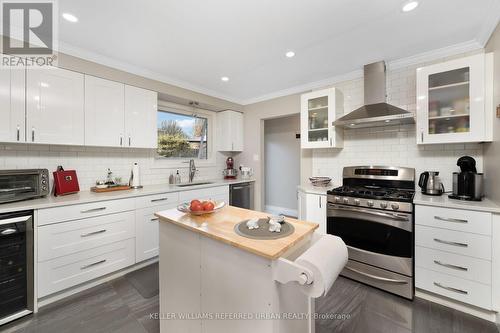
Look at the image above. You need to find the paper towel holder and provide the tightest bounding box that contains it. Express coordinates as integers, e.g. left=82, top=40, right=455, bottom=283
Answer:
left=273, top=258, right=314, bottom=286
left=129, top=162, right=143, bottom=189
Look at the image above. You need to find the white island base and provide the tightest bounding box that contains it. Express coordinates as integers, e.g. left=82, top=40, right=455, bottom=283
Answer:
left=159, top=216, right=322, bottom=333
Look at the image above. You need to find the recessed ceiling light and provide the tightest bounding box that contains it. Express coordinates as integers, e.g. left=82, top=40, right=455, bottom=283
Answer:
left=221, top=76, right=229, bottom=82
left=285, top=51, right=295, bottom=58
left=62, top=13, right=78, bottom=23
left=402, top=1, right=419, bottom=12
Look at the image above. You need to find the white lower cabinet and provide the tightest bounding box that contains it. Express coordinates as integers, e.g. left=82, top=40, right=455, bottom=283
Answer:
left=38, top=211, right=135, bottom=261
left=135, top=192, right=179, bottom=262
left=178, top=185, right=230, bottom=203
left=38, top=239, right=135, bottom=298
left=415, top=205, right=494, bottom=310
left=297, top=189, right=327, bottom=234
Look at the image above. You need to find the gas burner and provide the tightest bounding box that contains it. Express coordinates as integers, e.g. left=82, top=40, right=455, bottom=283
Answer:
left=329, top=186, right=415, bottom=203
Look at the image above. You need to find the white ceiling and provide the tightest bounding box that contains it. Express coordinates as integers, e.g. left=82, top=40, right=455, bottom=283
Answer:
left=58, top=0, right=500, bottom=104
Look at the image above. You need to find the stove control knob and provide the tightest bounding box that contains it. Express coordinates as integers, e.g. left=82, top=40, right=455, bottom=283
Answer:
left=380, top=202, right=388, bottom=209
left=354, top=199, right=360, bottom=206
left=367, top=200, right=374, bottom=207
left=343, top=198, right=349, bottom=204
left=334, top=196, right=341, bottom=203
left=391, top=203, right=400, bottom=211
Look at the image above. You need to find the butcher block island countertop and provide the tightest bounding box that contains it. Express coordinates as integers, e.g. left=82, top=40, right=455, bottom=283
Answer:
left=155, top=205, right=318, bottom=260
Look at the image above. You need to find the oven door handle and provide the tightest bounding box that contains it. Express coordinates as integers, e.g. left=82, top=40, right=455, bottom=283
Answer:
left=345, top=266, right=409, bottom=284
left=328, top=204, right=410, bottom=222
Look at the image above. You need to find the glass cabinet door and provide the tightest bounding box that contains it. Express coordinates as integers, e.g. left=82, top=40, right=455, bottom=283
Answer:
left=427, top=67, right=470, bottom=135
left=417, top=53, right=488, bottom=144
left=306, top=96, right=329, bottom=143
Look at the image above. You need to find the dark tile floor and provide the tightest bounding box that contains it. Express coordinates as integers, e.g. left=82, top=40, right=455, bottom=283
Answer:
left=2, top=264, right=498, bottom=333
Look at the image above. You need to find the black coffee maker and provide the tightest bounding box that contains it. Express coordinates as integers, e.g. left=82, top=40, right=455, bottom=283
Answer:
left=449, top=156, right=484, bottom=201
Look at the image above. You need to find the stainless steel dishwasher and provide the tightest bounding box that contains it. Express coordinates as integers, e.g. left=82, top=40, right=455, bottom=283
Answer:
left=229, top=182, right=254, bottom=210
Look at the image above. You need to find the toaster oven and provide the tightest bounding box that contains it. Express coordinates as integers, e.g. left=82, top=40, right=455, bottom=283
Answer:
left=0, top=169, right=50, bottom=204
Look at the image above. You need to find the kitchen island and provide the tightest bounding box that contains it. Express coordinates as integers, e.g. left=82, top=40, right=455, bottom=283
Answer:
left=155, top=205, right=346, bottom=333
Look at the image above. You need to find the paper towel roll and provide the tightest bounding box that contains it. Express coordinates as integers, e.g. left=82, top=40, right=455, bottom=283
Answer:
left=295, top=235, right=348, bottom=298
left=130, top=163, right=141, bottom=188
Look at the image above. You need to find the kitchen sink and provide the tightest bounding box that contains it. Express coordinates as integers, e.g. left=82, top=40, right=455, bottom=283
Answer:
left=175, top=182, right=213, bottom=187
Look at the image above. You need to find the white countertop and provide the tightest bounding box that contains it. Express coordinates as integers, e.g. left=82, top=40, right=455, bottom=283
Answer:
left=413, top=192, right=500, bottom=213
left=0, top=178, right=255, bottom=214
left=298, top=183, right=335, bottom=195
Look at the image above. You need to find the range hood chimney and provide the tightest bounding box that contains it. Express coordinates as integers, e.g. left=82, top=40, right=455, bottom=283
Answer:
left=333, top=61, right=415, bottom=128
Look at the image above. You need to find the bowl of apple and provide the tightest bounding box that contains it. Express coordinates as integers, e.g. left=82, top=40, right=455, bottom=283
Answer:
left=177, top=199, right=226, bottom=216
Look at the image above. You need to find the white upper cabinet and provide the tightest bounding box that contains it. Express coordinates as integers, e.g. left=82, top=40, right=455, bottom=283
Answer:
left=26, top=67, right=84, bottom=145
left=300, top=88, right=343, bottom=149
left=0, top=55, right=25, bottom=143
left=124, top=85, right=158, bottom=148
left=217, top=110, right=244, bottom=152
left=416, top=53, right=493, bottom=144
left=85, top=75, right=125, bottom=147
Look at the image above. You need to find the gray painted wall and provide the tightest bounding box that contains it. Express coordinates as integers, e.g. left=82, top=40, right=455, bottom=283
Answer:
left=484, top=22, right=500, bottom=204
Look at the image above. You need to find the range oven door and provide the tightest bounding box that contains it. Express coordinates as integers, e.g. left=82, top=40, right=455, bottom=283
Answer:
left=327, top=204, right=413, bottom=277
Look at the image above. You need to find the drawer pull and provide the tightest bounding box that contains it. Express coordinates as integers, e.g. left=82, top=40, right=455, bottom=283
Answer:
left=80, top=229, right=107, bottom=237
left=80, top=259, right=106, bottom=270
left=80, top=207, right=107, bottom=213
left=433, top=260, right=468, bottom=272
left=434, top=216, right=468, bottom=224
left=151, top=198, right=168, bottom=202
left=433, top=238, right=468, bottom=248
left=150, top=217, right=160, bottom=222
left=433, top=282, right=468, bottom=295
left=345, top=266, right=408, bottom=284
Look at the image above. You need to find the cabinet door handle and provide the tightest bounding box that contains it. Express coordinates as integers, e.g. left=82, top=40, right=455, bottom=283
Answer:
left=319, top=196, right=322, bottom=208
left=433, top=260, right=468, bottom=272
left=433, top=238, right=468, bottom=248
left=433, top=282, right=468, bottom=295
left=434, top=216, right=468, bottom=224
left=16, top=125, right=20, bottom=141
left=128, top=136, right=131, bottom=147
left=81, top=259, right=106, bottom=270
left=80, top=207, right=107, bottom=213
left=151, top=197, right=168, bottom=202
left=120, top=136, right=123, bottom=146
left=81, top=229, right=107, bottom=237
left=421, top=131, right=424, bottom=143
left=32, top=127, right=35, bottom=142
left=150, top=217, right=160, bottom=222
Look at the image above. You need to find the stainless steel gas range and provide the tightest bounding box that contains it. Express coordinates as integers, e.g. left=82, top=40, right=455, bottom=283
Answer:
left=327, top=166, right=415, bottom=299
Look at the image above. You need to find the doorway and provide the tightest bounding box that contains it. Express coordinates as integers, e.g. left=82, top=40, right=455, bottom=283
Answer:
left=264, top=114, right=301, bottom=217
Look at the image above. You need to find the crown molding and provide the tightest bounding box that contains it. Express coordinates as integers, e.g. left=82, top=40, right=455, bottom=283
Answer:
left=386, top=39, right=483, bottom=70
left=58, top=41, right=245, bottom=105
left=475, top=0, right=500, bottom=46
left=240, top=69, right=364, bottom=105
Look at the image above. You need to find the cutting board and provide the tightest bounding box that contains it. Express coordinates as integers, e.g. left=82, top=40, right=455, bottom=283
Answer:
left=91, top=185, right=131, bottom=193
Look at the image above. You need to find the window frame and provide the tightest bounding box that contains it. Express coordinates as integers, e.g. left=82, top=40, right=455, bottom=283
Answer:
left=153, top=101, right=217, bottom=169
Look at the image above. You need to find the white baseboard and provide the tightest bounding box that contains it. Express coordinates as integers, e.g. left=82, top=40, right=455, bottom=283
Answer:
left=415, top=289, right=498, bottom=322
left=264, top=205, right=298, bottom=218
left=36, top=257, right=158, bottom=310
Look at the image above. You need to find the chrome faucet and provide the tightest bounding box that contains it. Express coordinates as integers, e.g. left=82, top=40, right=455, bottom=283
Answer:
left=188, top=159, right=196, bottom=182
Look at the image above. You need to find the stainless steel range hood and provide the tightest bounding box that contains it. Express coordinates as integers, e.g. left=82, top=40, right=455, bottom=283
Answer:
left=333, top=61, right=415, bottom=129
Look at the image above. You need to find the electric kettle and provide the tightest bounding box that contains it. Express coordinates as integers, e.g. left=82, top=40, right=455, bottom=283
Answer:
left=418, top=171, right=445, bottom=196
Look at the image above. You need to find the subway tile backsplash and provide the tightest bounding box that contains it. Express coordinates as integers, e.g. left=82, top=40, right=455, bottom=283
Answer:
left=312, top=51, right=484, bottom=191
left=0, top=143, right=229, bottom=190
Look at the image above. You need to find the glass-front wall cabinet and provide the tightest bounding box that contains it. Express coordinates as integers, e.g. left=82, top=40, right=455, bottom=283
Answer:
left=300, top=88, right=343, bottom=149
left=416, top=53, right=492, bottom=144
